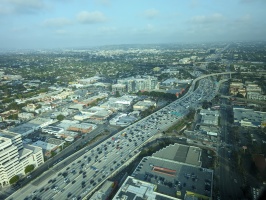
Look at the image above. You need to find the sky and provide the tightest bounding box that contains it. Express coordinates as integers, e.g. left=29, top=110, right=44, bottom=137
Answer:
left=0, top=0, right=265, bottom=49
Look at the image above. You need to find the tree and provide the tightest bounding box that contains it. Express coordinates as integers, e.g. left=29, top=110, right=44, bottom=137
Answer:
left=25, top=164, right=35, bottom=174
left=115, top=91, right=120, bottom=97
left=56, top=114, right=65, bottom=121
left=9, top=175, right=19, bottom=185
left=236, top=93, right=244, bottom=98
left=202, top=100, right=209, bottom=109
left=7, top=114, right=18, bottom=120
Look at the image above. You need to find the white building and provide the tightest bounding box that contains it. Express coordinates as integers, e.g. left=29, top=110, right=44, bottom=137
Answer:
left=0, top=131, right=44, bottom=187
left=100, top=95, right=137, bottom=111
left=18, top=112, right=34, bottom=121
left=133, top=100, right=156, bottom=111
left=117, top=76, right=159, bottom=93
left=9, top=117, right=54, bottom=137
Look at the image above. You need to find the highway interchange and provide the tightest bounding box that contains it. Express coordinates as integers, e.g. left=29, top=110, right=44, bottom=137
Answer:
left=8, top=76, right=219, bottom=200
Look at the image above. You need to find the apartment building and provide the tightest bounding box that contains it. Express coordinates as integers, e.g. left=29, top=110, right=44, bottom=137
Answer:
left=117, top=76, right=159, bottom=93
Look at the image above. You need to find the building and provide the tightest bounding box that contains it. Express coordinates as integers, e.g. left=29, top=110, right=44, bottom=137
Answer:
left=74, top=106, right=112, bottom=121
left=112, top=84, right=127, bottom=94
left=0, top=110, right=19, bottom=120
left=229, top=82, right=246, bottom=97
left=247, top=92, right=266, bottom=101
left=117, top=76, right=159, bottom=93
left=42, top=126, right=64, bottom=135
left=67, top=123, right=96, bottom=134
left=9, top=117, right=54, bottom=137
left=0, top=131, right=44, bottom=187
left=113, top=176, right=180, bottom=200
left=133, top=100, right=156, bottom=111
left=90, top=180, right=115, bottom=200
left=115, top=115, right=138, bottom=127
left=78, top=76, right=102, bottom=85
left=31, top=141, right=59, bottom=157
left=100, top=95, right=137, bottom=111
left=152, top=143, right=202, bottom=167
left=199, top=109, right=219, bottom=126
left=132, top=156, right=213, bottom=200
left=72, top=93, right=108, bottom=106
left=18, top=112, right=34, bottom=121
left=233, top=108, right=266, bottom=127
left=117, top=143, right=214, bottom=199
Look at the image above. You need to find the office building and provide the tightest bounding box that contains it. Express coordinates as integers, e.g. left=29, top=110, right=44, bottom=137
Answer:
left=0, top=131, right=44, bottom=187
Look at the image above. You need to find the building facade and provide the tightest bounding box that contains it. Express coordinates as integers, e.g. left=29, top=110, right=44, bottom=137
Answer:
left=0, top=131, right=44, bottom=187
left=117, top=76, right=159, bottom=93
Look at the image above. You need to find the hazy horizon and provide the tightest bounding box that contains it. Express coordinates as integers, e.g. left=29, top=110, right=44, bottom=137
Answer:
left=1, top=0, right=266, bottom=49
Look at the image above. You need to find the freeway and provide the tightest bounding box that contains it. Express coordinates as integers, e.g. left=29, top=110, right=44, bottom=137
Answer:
left=7, top=74, right=222, bottom=200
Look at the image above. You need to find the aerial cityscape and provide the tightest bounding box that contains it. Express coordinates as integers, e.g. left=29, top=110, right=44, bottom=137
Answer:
left=0, top=1, right=266, bottom=200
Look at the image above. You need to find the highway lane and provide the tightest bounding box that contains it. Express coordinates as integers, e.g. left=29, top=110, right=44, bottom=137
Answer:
left=7, top=76, right=220, bottom=200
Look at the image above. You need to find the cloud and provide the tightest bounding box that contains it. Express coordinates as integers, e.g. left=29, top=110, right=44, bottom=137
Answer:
left=77, top=11, right=107, bottom=24
left=2, top=0, right=48, bottom=14
left=189, top=13, right=225, bottom=24
left=43, top=18, right=72, bottom=27
left=143, top=8, right=160, bottom=19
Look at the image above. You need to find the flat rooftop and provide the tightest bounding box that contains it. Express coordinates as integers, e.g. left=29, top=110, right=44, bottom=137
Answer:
left=113, top=176, right=180, bottom=200
left=0, top=131, right=18, bottom=139
left=233, top=107, right=266, bottom=126
left=152, top=143, right=202, bottom=167
left=132, top=156, right=213, bottom=199
left=31, top=140, right=58, bottom=151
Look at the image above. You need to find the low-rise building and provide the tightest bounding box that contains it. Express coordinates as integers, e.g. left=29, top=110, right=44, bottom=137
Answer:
left=112, top=83, right=127, bottom=94
left=233, top=108, right=266, bottom=128
left=90, top=180, right=115, bottom=200
left=100, top=95, right=137, bottom=111
left=74, top=106, right=112, bottom=121
left=133, top=100, right=156, bottom=111
left=113, top=176, right=180, bottom=200
left=18, top=112, right=34, bottom=121
left=247, top=92, right=266, bottom=101
left=132, top=156, right=213, bottom=200
left=199, top=109, right=219, bottom=126
left=31, top=140, right=58, bottom=157
left=152, top=143, right=202, bottom=167
left=9, top=117, right=54, bottom=137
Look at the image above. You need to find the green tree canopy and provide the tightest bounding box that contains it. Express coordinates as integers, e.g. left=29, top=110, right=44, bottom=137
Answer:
left=9, top=175, right=19, bottom=185
left=25, top=164, right=35, bottom=174
left=56, top=114, right=65, bottom=121
left=115, top=91, right=120, bottom=97
left=236, top=93, right=244, bottom=98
